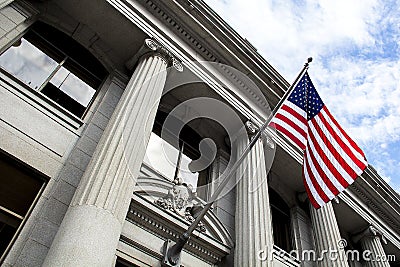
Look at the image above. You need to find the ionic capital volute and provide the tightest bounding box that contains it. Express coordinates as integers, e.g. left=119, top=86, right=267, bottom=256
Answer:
left=126, top=38, right=183, bottom=72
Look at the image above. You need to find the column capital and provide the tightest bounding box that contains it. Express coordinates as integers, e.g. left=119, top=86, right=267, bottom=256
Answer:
left=353, top=225, right=387, bottom=244
left=126, top=38, right=184, bottom=72
left=144, top=39, right=183, bottom=72
left=244, top=120, right=274, bottom=149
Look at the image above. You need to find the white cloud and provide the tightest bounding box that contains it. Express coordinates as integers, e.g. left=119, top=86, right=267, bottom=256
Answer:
left=205, top=0, right=400, bottom=190
left=207, top=0, right=383, bottom=77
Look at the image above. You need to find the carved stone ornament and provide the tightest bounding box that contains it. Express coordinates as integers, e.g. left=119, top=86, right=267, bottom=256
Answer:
left=144, top=39, right=184, bottom=72
left=245, top=121, right=257, bottom=134
left=155, top=177, right=206, bottom=232
left=246, top=120, right=275, bottom=149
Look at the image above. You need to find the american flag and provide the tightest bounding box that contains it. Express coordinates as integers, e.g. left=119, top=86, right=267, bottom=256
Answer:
left=269, top=71, right=367, bottom=208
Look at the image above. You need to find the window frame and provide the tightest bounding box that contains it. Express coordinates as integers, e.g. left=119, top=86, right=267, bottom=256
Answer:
left=0, top=21, right=108, bottom=120
left=0, top=151, right=47, bottom=264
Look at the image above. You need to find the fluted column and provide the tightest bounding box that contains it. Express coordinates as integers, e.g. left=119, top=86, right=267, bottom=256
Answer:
left=310, top=202, right=349, bottom=267
left=357, top=226, right=389, bottom=267
left=234, top=124, right=274, bottom=267
left=44, top=39, right=182, bottom=266
left=0, top=0, right=13, bottom=9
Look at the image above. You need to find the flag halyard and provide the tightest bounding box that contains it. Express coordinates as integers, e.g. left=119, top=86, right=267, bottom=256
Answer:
left=269, top=71, right=367, bottom=208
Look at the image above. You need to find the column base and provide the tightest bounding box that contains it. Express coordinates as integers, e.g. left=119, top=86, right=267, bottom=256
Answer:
left=43, top=205, right=122, bottom=267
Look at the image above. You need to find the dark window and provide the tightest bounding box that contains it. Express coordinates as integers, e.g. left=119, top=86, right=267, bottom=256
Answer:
left=0, top=21, right=107, bottom=118
left=115, top=257, right=139, bottom=267
left=0, top=153, right=45, bottom=262
left=269, top=188, right=292, bottom=252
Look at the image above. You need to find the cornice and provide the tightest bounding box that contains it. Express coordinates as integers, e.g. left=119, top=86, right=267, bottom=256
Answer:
left=340, top=190, right=400, bottom=250
left=349, top=175, right=400, bottom=234
left=128, top=209, right=220, bottom=263
left=364, top=166, right=400, bottom=208
left=138, top=0, right=287, bottom=108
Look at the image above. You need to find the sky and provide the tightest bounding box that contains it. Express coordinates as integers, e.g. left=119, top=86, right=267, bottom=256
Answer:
left=204, top=0, right=400, bottom=193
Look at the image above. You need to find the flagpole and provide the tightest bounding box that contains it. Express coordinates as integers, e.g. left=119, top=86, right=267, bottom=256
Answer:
left=162, top=57, right=313, bottom=267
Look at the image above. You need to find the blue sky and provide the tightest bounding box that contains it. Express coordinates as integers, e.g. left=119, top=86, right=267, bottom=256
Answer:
left=204, top=0, right=400, bottom=193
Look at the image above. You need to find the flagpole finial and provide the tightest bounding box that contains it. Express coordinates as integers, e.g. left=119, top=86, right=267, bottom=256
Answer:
left=305, top=57, right=313, bottom=67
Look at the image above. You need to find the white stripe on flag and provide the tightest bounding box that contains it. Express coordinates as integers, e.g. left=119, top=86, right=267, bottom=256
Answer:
left=272, top=118, right=307, bottom=145
left=285, top=101, right=307, bottom=119
left=306, top=133, right=346, bottom=192
left=315, top=114, right=363, bottom=174
left=305, top=148, right=336, bottom=199
left=303, top=157, right=325, bottom=207
left=308, top=121, right=354, bottom=184
left=278, top=108, right=307, bottom=133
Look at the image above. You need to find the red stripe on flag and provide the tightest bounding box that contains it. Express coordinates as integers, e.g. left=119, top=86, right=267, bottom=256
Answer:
left=275, top=113, right=307, bottom=138
left=270, top=123, right=306, bottom=150
left=304, top=155, right=330, bottom=203
left=317, top=111, right=366, bottom=171
left=281, top=104, right=308, bottom=125
left=307, top=123, right=350, bottom=188
left=303, top=167, right=320, bottom=209
left=306, top=142, right=340, bottom=195
left=310, top=118, right=358, bottom=180
left=323, top=107, right=366, bottom=160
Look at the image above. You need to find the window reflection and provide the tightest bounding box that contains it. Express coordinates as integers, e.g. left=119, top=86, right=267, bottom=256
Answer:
left=144, top=132, right=201, bottom=191
left=49, top=66, right=95, bottom=107
left=144, top=133, right=179, bottom=179
left=0, top=21, right=107, bottom=118
left=0, top=38, right=58, bottom=90
left=179, top=153, right=199, bottom=190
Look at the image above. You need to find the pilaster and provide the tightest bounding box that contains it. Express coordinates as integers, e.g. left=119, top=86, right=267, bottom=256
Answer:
left=290, top=206, right=315, bottom=267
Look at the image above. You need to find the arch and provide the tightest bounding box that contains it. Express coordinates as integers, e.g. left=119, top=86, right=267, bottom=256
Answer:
left=31, top=21, right=108, bottom=79
left=37, top=14, right=116, bottom=72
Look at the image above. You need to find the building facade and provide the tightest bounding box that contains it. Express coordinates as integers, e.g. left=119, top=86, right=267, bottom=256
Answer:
left=0, top=0, right=399, bottom=266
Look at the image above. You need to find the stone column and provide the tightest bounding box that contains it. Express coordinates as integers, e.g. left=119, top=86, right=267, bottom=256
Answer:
left=355, top=226, right=389, bottom=267
left=43, top=39, right=182, bottom=266
left=310, top=202, right=349, bottom=267
left=234, top=123, right=274, bottom=267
